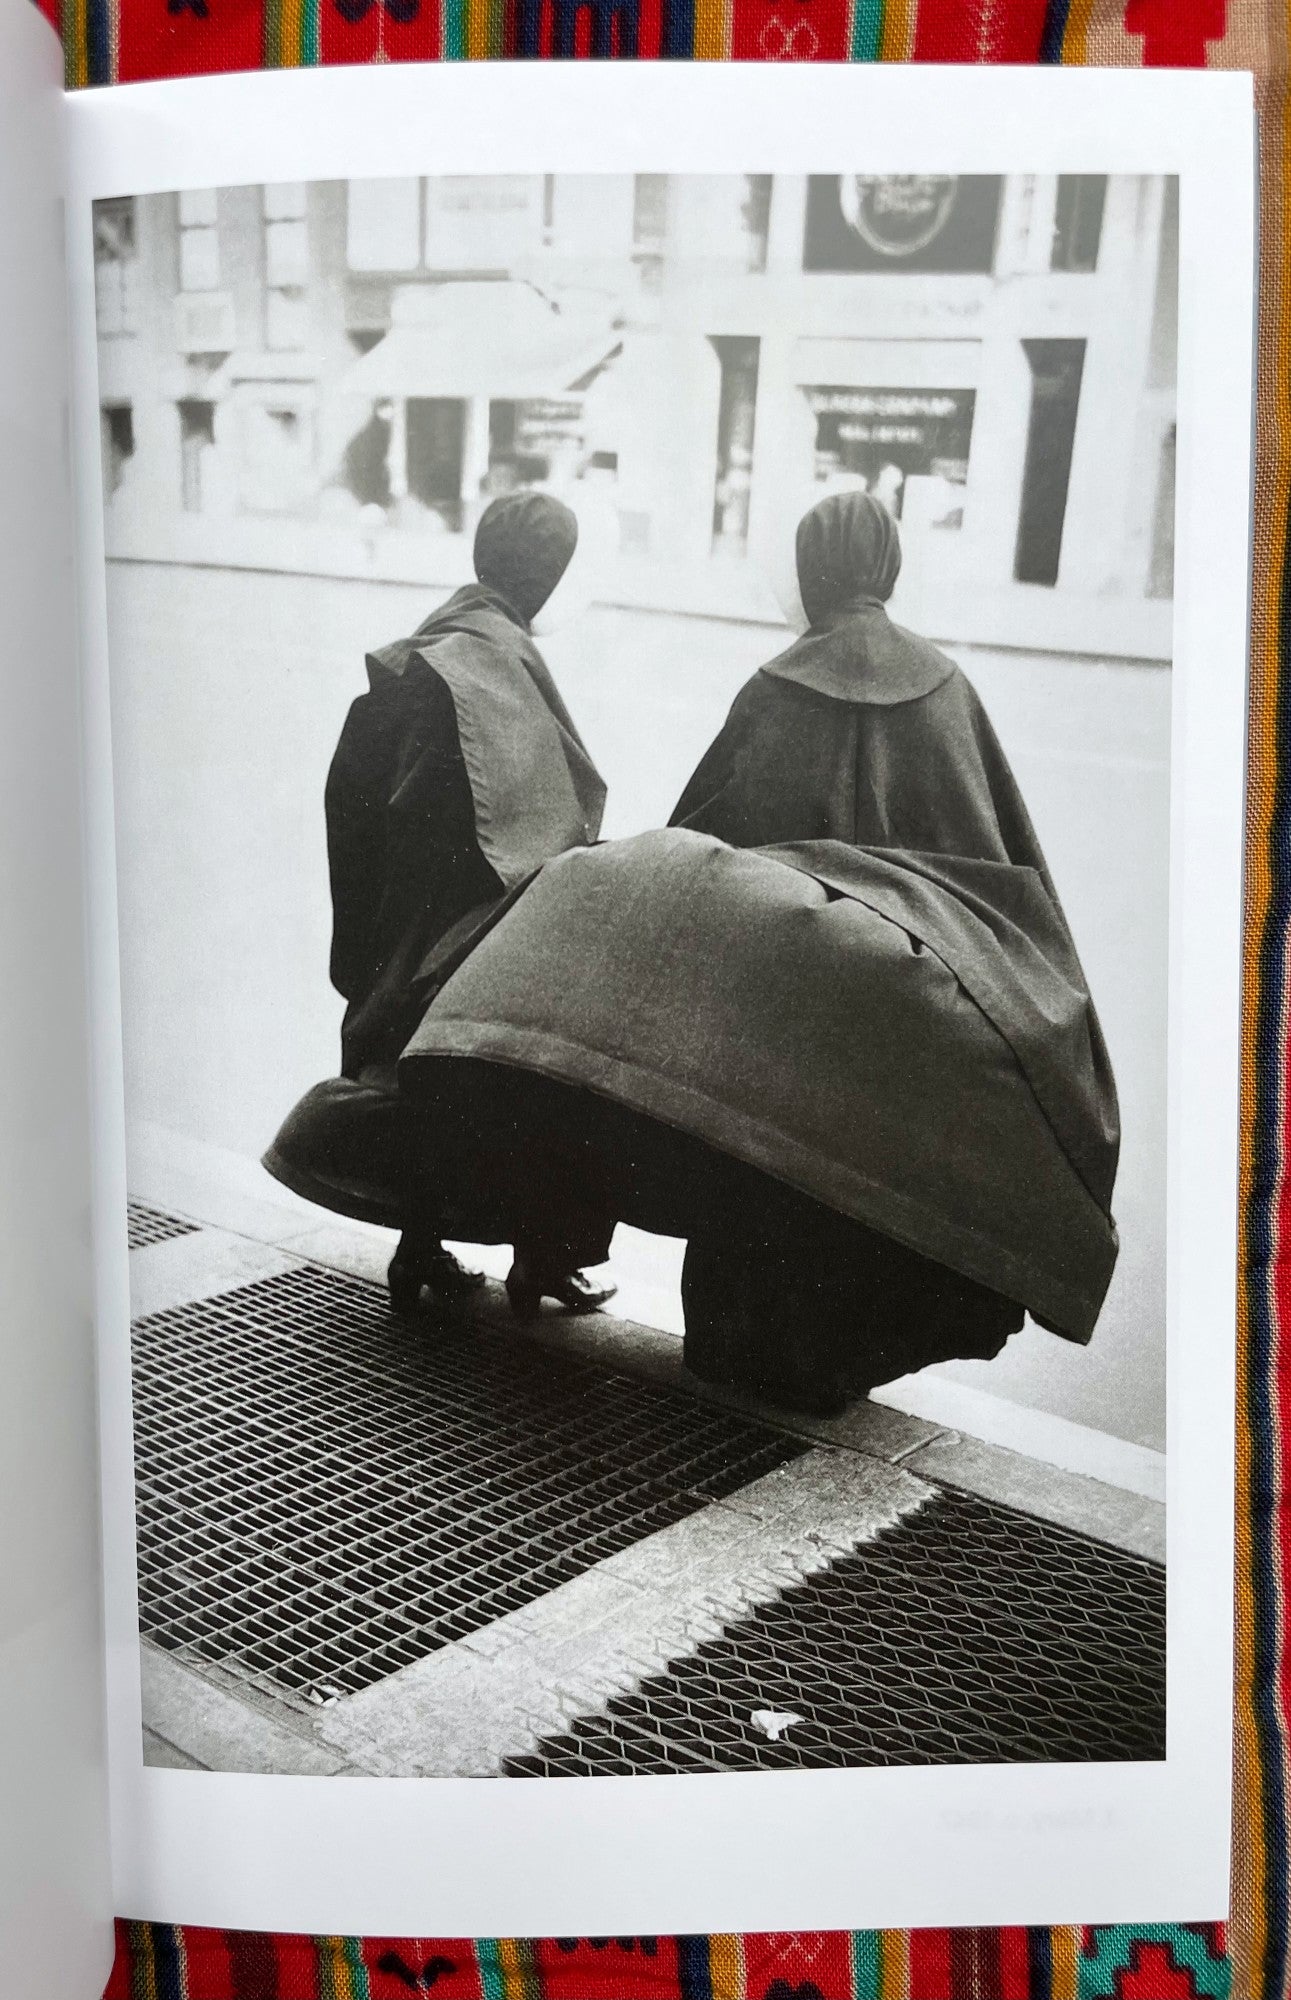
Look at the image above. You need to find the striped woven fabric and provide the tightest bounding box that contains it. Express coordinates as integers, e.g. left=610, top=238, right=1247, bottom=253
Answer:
left=103, top=1919, right=1234, bottom=1995
left=53, top=3, right=1283, bottom=1997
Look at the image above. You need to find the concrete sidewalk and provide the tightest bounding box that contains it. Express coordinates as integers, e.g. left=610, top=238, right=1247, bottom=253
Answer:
left=126, top=1183, right=1165, bottom=1779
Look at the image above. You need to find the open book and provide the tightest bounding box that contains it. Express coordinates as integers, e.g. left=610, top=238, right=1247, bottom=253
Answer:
left=0, top=10, right=1257, bottom=1992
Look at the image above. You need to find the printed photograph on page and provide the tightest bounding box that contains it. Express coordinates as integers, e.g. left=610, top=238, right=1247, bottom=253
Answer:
left=91, top=171, right=1172, bottom=1780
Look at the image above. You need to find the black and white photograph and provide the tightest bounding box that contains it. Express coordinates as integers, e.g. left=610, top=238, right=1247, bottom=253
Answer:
left=95, top=166, right=1176, bottom=1787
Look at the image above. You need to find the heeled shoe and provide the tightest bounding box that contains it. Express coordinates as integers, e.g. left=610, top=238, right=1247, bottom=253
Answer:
left=388, top=1243, right=485, bottom=1317
left=504, top=1261, right=617, bottom=1321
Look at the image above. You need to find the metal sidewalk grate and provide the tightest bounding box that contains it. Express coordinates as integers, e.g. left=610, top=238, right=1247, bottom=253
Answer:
left=131, top=1263, right=803, bottom=1710
left=128, top=1201, right=200, bottom=1251
left=504, top=1489, right=1166, bottom=1775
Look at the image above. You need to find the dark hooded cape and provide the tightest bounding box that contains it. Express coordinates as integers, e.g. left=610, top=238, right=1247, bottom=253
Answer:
left=399, top=827, right=1119, bottom=1342
left=671, top=606, right=1052, bottom=877
left=262, top=578, right=605, bottom=1226
left=327, top=582, right=605, bottom=1077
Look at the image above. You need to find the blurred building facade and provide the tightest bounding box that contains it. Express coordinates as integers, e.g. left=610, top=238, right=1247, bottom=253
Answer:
left=94, top=172, right=1176, bottom=653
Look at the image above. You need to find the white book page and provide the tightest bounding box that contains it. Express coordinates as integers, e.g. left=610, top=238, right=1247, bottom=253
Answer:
left=0, top=4, right=113, bottom=1996
left=65, top=61, right=1250, bottom=1940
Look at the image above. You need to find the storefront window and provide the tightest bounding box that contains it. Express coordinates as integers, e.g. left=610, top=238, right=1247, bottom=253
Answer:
left=803, top=177, right=1002, bottom=275
left=488, top=396, right=586, bottom=492
left=805, top=386, right=975, bottom=528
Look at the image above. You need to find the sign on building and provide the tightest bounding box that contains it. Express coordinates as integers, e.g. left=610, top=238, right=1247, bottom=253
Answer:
left=804, top=176, right=1003, bottom=275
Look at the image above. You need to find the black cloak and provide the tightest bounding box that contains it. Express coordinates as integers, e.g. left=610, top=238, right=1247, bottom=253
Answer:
left=262, top=493, right=606, bottom=1226
left=672, top=491, right=1053, bottom=877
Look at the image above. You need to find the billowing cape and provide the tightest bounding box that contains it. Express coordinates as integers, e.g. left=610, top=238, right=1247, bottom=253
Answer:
left=326, top=582, right=606, bottom=1075
left=672, top=605, right=1051, bottom=878
left=400, top=828, right=1121, bottom=1343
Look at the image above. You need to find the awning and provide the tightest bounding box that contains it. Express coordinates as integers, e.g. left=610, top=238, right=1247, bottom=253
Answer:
left=341, top=281, right=621, bottom=402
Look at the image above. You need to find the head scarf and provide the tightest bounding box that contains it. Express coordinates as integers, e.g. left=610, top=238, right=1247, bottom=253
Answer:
left=473, top=492, right=578, bottom=625
left=796, top=490, right=903, bottom=628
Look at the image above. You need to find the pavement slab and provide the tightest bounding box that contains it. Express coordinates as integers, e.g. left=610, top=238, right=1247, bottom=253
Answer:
left=316, top=1446, right=932, bottom=1778
left=129, top=1225, right=302, bottom=1322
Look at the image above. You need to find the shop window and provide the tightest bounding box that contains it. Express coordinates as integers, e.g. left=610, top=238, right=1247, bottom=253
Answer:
left=406, top=398, right=467, bottom=528
left=710, top=336, right=760, bottom=555
left=1014, top=339, right=1086, bottom=587
left=94, top=198, right=139, bottom=337
left=1147, top=422, right=1176, bottom=600
left=100, top=403, right=134, bottom=502
left=178, top=399, right=215, bottom=514
left=804, top=176, right=1002, bottom=275
left=1051, top=176, right=1107, bottom=273
left=347, top=178, right=422, bottom=273
left=178, top=188, right=220, bottom=292
left=805, top=385, right=975, bottom=528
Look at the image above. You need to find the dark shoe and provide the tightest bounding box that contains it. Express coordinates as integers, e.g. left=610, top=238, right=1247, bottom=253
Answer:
left=388, top=1241, right=485, bottom=1317
left=505, top=1259, right=617, bottom=1321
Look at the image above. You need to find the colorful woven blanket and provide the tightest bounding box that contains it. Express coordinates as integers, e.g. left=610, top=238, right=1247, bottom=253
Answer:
left=60, top=4, right=1281, bottom=1995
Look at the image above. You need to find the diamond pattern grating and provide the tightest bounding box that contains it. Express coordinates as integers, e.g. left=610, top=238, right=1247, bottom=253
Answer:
left=503, top=1489, right=1166, bottom=1775
left=131, top=1263, right=804, bottom=1711
left=128, top=1200, right=200, bottom=1251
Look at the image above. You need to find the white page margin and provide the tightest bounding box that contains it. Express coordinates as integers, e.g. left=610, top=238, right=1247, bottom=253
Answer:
left=0, top=4, right=113, bottom=1995
left=64, top=60, right=1251, bottom=1937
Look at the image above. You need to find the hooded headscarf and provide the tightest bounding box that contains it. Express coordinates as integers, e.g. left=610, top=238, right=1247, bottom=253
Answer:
left=473, top=491, right=578, bottom=625
left=796, top=489, right=902, bottom=626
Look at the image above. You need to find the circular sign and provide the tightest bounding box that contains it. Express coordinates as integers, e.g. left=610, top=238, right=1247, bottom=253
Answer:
left=837, top=176, right=960, bottom=258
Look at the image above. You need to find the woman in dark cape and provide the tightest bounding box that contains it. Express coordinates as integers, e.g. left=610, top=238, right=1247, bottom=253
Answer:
left=398, top=490, right=1119, bottom=1415
left=263, top=490, right=616, bottom=1318
left=662, top=488, right=1115, bottom=1409
left=673, top=489, right=1051, bottom=873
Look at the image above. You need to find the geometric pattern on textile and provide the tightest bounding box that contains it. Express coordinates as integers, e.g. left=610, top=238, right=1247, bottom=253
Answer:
left=103, top=1918, right=1234, bottom=1996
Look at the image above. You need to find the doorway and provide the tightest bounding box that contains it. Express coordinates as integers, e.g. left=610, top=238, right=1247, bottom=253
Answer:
left=407, top=398, right=467, bottom=529
left=1014, top=339, right=1086, bottom=587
